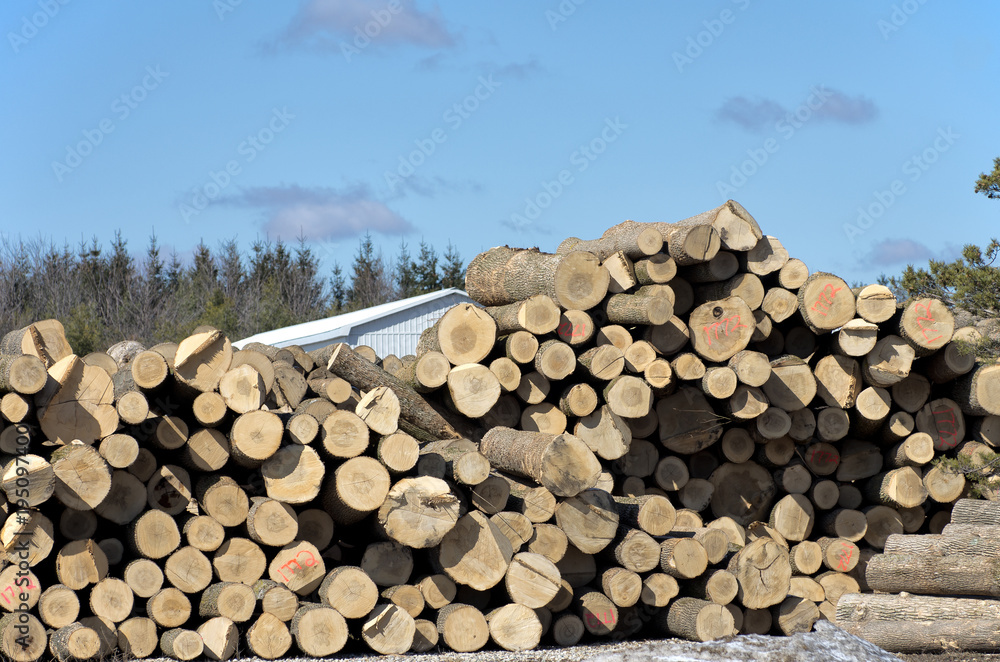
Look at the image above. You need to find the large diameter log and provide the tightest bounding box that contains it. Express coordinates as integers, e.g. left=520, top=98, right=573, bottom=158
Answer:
left=709, top=462, right=775, bottom=526
left=174, top=329, right=232, bottom=392
left=504, top=552, right=561, bottom=608
left=446, top=364, right=501, bottom=418
left=657, top=387, right=724, bottom=454
left=35, top=355, right=117, bottom=444
left=854, top=284, right=896, bottom=323
left=479, top=427, right=600, bottom=498
left=728, top=537, right=791, bottom=609
left=3, top=320, right=72, bottom=369
left=839, top=611, right=1000, bottom=652
left=117, top=617, right=157, bottom=659
left=327, top=343, right=459, bottom=440
left=416, top=303, right=496, bottom=365
left=797, top=272, right=856, bottom=332
left=898, top=297, right=955, bottom=355
left=436, top=511, right=513, bottom=591
left=262, top=444, right=324, bottom=504
left=377, top=476, right=460, bottom=548
left=555, top=488, right=619, bottom=554
left=951, top=362, right=1000, bottom=416
left=865, top=553, right=1000, bottom=596
left=212, top=538, right=266, bottom=585
left=466, top=247, right=610, bottom=310
left=486, top=603, right=542, bottom=652
left=269, top=541, right=325, bottom=595
left=688, top=297, right=755, bottom=362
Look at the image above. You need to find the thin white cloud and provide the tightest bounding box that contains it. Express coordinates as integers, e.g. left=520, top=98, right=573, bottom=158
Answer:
left=272, top=0, right=456, bottom=52
left=222, top=184, right=415, bottom=241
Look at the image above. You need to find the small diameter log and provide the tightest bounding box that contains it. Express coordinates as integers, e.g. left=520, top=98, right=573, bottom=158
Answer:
left=926, top=339, right=977, bottom=383
left=117, top=617, right=158, bottom=659
left=797, top=272, right=856, bottom=333
left=290, top=604, right=348, bottom=657
left=377, top=432, right=419, bottom=474
left=659, top=597, right=734, bottom=642
left=49, top=623, right=101, bottom=662
left=685, top=569, right=739, bottom=606
left=728, top=537, right=791, bottom=609
left=533, top=339, right=576, bottom=381
left=556, top=310, right=595, bottom=346
left=436, top=603, right=489, bottom=653
left=768, top=494, right=815, bottom=542
left=262, top=444, right=324, bottom=505
left=195, top=476, right=249, bottom=527
left=356, top=385, right=400, bottom=435
left=245, top=613, right=292, bottom=660
left=397, top=351, right=450, bottom=393
left=197, top=616, right=239, bottom=661
left=688, top=297, right=755, bottom=362
left=762, top=355, right=817, bottom=412
left=603, top=294, right=672, bottom=326
left=490, top=357, right=521, bottom=393
left=914, top=398, right=966, bottom=451
left=813, top=354, right=861, bottom=409
left=50, top=444, right=111, bottom=511
left=228, top=410, right=282, bottom=467
left=246, top=498, right=298, bottom=547
left=38, top=585, right=79, bottom=630
left=615, top=494, right=676, bottom=536
left=862, top=335, right=915, bottom=388
left=0, top=354, right=46, bottom=395
left=199, top=582, right=256, bottom=622
left=833, top=319, right=879, bottom=357
left=159, top=629, right=203, bottom=661
left=684, top=251, right=738, bottom=283
left=865, top=553, right=1000, bottom=597
left=559, top=383, right=598, bottom=419
left=218, top=364, right=264, bottom=414
left=322, top=456, right=390, bottom=525
left=485, top=295, right=561, bottom=335
left=504, top=332, right=540, bottom=365
left=855, top=284, right=897, bottom=323
left=504, top=552, right=562, bottom=608
left=191, top=392, right=225, bottom=427
left=865, top=467, right=928, bottom=509
left=693, top=267, right=762, bottom=309
left=577, top=345, right=624, bottom=381
left=212, top=538, right=266, bottom=585
left=634, top=253, right=677, bottom=285
left=573, top=405, right=631, bottom=461
left=773, top=596, right=819, bottom=636
left=486, top=603, right=542, bottom=652
left=555, top=488, right=618, bottom=554
left=174, top=328, right=232, bottom=393
left=660, top=538, right=708, bottom=579
left=480, top=427, right=600, bottom=498
left=147, top=588, right=192, bottom=628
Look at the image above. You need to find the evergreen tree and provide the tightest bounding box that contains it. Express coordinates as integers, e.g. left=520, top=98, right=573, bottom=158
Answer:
left=393, top=240, right=418, bottom=299
left=329, top=263, right=347, bottom=314
left=348, top=232, right=394, bottom=310
left=414, top=240, right=439, bottom=294
left=440, top=242, right=465, bottom=290
left=975, top=157, right=1000, bottom=199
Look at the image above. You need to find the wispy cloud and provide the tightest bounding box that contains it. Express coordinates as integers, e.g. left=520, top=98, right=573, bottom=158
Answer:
left=859, top=238, right=961, bottom=267
left=495, top=57, right=544, bottom=80
left=222, top=184, right=415, bottom=241
left=812, top=90, right=878, bottom=124
left=269, top=0, right=456, bottom=53
left=714, top=97, right=786, bottom=132
left=715, top=88, right=878, bottom=133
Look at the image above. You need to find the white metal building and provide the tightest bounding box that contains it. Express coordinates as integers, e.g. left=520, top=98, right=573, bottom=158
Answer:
left=233, top=288, right=475, bottom=357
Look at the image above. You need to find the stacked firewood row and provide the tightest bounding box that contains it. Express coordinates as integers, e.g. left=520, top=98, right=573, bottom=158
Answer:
left=0, top=200, right=997, bottom=659
left=837, top=498, right=1000, bottom=652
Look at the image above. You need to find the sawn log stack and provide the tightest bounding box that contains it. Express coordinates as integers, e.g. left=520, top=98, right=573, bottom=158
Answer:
left=0, top=199, right=997, bottom=659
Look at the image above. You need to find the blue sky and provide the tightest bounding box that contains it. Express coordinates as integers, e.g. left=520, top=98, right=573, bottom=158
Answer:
left=2, top=1, right=997, bottom=287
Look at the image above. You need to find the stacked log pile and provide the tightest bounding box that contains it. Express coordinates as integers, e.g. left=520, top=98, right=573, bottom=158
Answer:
left=0, top=200, right=997, bottom=659
left=837, top=498, right=1000, bottom=652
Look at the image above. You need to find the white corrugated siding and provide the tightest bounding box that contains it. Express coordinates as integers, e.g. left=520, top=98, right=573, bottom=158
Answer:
left=298, top=291, right=474, bottom=357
